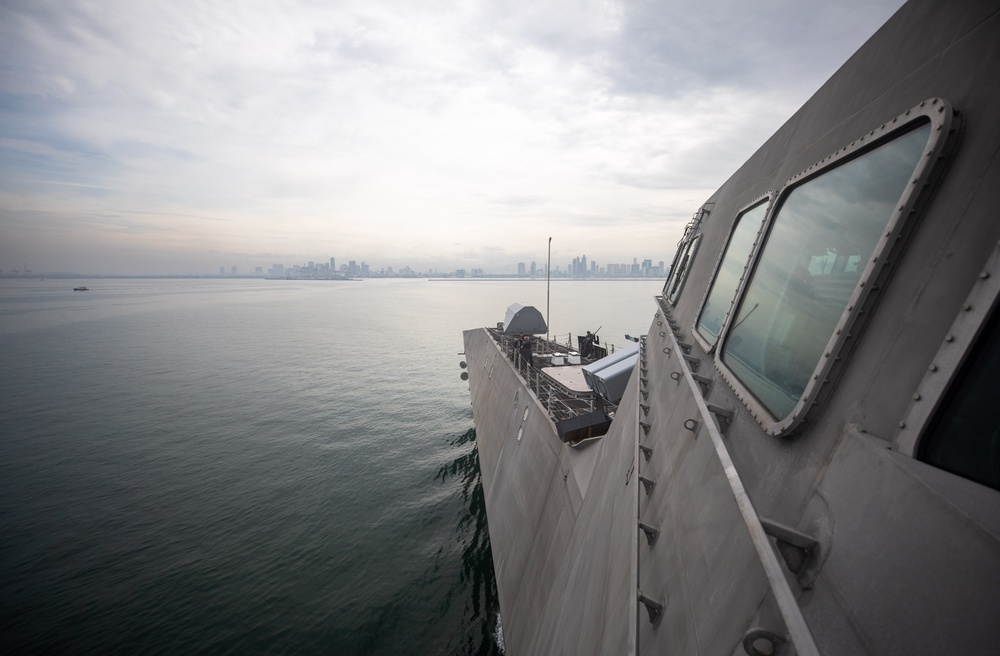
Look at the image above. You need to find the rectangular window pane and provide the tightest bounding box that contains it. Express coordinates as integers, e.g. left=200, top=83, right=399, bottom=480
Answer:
left=919, top=306, right=1000, bottom=491
left=696, top=201, right=769, bottom=344
left=666, top=236, right=700, bottom=304
left=721, top=122, right=932, bottom=420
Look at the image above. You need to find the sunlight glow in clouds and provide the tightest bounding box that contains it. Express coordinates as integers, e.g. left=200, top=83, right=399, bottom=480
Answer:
left=0, top=0, right=906, bottom=274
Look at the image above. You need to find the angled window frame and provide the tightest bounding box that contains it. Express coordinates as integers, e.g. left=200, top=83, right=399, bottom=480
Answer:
left=663, top=207, right=709, bottom=305
left=692, top=193, right=774, bottom=353
left=665, top=235, right=701, bottom=305
left=715, top=98, right=959, bottom=436
left=895, top=241, right=1000, bottom=490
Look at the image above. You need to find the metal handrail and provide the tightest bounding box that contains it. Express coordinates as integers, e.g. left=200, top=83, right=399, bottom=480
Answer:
left=653, top=295, right=820, bottom=656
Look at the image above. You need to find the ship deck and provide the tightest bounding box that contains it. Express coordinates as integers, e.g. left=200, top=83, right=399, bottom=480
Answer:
left=486, top=328, right=620, bottom=424
left=539, top=365, right=590, bottom=393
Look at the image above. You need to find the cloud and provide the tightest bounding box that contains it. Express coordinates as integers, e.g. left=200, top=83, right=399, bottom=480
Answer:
left=605, top=0, right=904, bottom=96
left=0, top=0, right=907, bottom=275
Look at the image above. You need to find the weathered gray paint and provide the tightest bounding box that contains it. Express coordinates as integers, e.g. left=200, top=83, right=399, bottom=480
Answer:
left=463, top=1, right=1000, bottom=653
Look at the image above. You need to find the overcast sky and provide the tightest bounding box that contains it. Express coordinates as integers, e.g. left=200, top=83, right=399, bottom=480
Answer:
left=1, top=0, right=906, bottom=275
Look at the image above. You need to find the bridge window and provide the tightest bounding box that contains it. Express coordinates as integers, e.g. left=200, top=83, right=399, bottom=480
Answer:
left=665, top=235, right=701, bottom=305
left=721, top=119, right=933, bottom=423
left=696, top=199, right=769, bottom=347
left=919, top=304, right=1000, bottom=491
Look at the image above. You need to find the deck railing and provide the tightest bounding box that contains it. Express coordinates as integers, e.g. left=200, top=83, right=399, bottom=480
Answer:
left=487, top=328, right=618, bottom=424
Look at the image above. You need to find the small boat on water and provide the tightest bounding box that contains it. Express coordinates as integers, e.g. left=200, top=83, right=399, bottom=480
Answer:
left=73, top=286, right=89, bottom=291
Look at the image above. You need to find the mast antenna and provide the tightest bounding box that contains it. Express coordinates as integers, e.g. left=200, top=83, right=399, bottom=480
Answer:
left=546, top=237, right=551, bottom=342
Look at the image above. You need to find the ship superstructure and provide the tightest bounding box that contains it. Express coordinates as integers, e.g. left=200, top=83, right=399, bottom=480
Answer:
left=462, top=1, right=1000, bottom=653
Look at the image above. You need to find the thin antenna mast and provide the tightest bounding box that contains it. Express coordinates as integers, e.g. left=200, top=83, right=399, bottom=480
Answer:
left=546, top=237, right=551, bottom=342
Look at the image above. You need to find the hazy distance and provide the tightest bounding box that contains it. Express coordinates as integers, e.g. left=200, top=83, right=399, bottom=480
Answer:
left=0, top=0, right=906, bottom=276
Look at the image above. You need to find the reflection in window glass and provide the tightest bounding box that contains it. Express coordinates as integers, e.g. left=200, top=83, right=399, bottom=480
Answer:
left=919, top=307, right=1000, bottom=491
left=696, top=202, right=769, bottom=344
left=664, top=240, right=689, bottom=298
left=666, top=236, right=700, bottom=303
left=721, top=122, right=932, bottom=420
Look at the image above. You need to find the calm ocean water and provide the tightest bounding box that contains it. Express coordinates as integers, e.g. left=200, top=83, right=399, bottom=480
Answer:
left=0, top=277, right=663, bottom=655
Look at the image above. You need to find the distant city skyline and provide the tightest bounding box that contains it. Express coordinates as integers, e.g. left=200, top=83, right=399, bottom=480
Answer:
left=238, top=252, right=668, bottom=279
left=2, top=252, right=668, bottom=279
